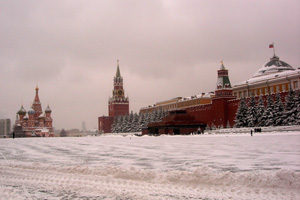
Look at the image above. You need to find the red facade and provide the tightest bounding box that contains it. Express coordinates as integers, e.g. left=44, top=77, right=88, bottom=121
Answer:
left=187, top=96, right=236, bottom=129
left=145, top=110, right=206, bottom=135
left=98, top=116, right=114, bottom=133
left=109, top=103, right=129, bottom=118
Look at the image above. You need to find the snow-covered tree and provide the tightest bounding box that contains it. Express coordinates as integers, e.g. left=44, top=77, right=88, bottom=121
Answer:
left=150, top=110, right=159, bottom=123
left=131, top=113, right=140, bottom=132
left=146, top=111, right=153, bottom=125
left=111, top=116, right=118, bottom=133
left=162, top=109, right=169, bottom=118
left=156, top=109, right=163, bottom=122
left=137, top=113, right=145, bottom=131
left=114, top=115, right=124, bottom=133
left=283, top=89, right=296, bottom=125
left=143, top=112, right=151, bottom=129
left=246, top=94, right=257, bottom=127
left=122, top=114, right=133, bottom=133
left=235, top=97, right=248, bottom=127
left=256, top=96, right=265, bottom=126
left=274, top=93, right=284, bottom=126
left=260, top=95, right=275, bottom=126
left=297, top=96, right=300, bottom=125
left=291, top=91, right=300, bottom=125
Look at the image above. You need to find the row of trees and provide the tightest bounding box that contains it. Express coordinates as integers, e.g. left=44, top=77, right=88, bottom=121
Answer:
left=235, top=90, right=300, bottom=127
left=111, top=109, right=168, bottom=133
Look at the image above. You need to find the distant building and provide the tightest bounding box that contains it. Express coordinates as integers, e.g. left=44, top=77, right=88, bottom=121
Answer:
left=82, top=121, right=86, bottom=133
left=140, top=93, right=214, bottom=114
left=14, top=86, right=54, bottom=137
left=0, top=119, right=11, bottom=138
left=98, top=60, right=130, bottom=133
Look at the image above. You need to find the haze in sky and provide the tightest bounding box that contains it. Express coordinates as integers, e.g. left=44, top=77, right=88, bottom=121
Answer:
left=0, top=0, right=299, bottom=130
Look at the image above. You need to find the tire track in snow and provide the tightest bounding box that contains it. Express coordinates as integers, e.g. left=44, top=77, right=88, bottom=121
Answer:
left=1, top=164, right=298, bottom=200
left=0, top=164, right=209, bottom=200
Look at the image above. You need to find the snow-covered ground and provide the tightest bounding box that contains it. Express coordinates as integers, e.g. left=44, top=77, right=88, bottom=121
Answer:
left=0, top=132, right=300, bottom=200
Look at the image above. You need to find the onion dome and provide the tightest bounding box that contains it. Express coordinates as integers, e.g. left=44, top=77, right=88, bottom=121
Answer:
left=38, top=114, right=45, bottom=119
left=45, top=105, right=52, bottom=113
left=17, top=105, right=27, bottom=115
left=253, top=55, right=295, bottom=78
left=28, top=107, right=35, bottom=115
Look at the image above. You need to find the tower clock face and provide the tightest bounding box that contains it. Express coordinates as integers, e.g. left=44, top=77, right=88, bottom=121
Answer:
left=117, top=89, right=123, bottom=96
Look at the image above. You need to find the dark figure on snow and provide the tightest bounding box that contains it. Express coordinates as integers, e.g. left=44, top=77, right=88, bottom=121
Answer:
left=12, top=132, right=15, bottom=139
left=250, top=130, right=253, bottom=137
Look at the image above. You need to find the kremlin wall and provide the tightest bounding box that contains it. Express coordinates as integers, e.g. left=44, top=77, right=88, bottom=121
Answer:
left=98, top=50, right=299, bottom=134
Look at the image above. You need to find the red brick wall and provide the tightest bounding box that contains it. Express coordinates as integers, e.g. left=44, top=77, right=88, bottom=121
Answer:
left=186, top=91, right=293, bottom=129
left=98, top=116, right=114, bottom=133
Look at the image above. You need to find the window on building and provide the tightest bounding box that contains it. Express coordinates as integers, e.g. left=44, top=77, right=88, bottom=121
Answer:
left=276, top=85, right=280, bottom=92
left=259, top=89, right=263, bottom=95
left=265, top=88, right=268, bottom=94
left=271, top=87, right=274, bottom=93
left=254, top=90, right=257, bottom=96
left=282, top=84, right=286, bottom=91
left=293, top=81, right=298, bottom=89
left=239, top=91, right=242, bottom=98
left=243, top=91, right=247, bottom=98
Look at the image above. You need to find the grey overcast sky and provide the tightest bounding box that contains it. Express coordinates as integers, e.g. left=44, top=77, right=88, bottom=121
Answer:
left=1, top=0, right=300, bottom=130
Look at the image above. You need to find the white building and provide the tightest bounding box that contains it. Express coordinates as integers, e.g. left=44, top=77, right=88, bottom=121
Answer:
left=0, top=119, right=11, bottom=138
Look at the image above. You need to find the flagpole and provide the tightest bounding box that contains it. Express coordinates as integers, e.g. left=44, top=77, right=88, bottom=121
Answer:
left=273, top=42, right=276, bottom=57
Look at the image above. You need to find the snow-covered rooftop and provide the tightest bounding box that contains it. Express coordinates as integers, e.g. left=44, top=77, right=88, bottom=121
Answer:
left=252, top=55, right=295, bottom=78
left=234, top=69, right=300, bottom=86
left=178, top=92, right=214, bottom=102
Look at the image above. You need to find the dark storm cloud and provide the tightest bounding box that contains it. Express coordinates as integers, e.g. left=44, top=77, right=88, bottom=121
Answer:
left=0, top=0, right=299, bottom=129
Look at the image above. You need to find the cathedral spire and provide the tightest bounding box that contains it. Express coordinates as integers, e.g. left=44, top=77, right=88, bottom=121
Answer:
left=32, top=86, right=43, bottom=119
left=34, top=85, right=40, bottom=103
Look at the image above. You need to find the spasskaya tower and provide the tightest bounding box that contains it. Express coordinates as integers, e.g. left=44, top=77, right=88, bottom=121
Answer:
left=98, top=60, right=129, bottom=133
left=108, top=60, right=129, bottom=117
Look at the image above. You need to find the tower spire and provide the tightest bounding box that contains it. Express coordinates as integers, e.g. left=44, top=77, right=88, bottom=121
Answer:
left=116, top=59, right=121, bottom=78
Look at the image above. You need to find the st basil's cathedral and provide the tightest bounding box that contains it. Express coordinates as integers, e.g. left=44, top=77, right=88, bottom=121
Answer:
left=14, top=86, right=54, bottom=137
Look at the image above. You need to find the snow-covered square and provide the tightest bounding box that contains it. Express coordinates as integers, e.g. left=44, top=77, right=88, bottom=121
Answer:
left=0, top=132, right=299, bottom=200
